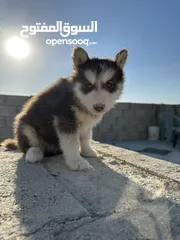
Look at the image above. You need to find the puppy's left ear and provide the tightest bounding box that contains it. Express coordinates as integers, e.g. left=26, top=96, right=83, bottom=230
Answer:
left=72, top=47, right=89, bottom=69
left=114, top=49, right=128, bottom=69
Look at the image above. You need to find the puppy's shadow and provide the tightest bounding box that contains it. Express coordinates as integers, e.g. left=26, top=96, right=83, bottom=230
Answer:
left=13, top=151, right=180, bottom=239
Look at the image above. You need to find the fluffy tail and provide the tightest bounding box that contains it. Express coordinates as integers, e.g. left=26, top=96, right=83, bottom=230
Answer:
left=0, top=138, right=18, bottom=151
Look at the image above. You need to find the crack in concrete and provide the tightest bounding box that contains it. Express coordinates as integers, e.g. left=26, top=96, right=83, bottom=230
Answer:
left=98, top=150, right=180, bottom=184
left=26, top=215, right=94, bottom=238
left=43, top=165, right=92, bottom=214
left=52, top=211, right=118, bottom=238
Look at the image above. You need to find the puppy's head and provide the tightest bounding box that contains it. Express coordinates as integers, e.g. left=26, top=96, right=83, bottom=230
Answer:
left=72, top=47, right=128, bottom=116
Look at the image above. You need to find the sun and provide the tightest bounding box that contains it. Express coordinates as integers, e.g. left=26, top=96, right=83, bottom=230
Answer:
left=5, top=36, right=30, bottom=60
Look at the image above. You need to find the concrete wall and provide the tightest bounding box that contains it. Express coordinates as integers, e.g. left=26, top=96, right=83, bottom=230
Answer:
left=93, top=103, right=157, bottom=142
left=0, top=95, right=30, bottom=142
left=93, top=103, right=177, bottom=142
left=0, top=94, right=179, bottom=143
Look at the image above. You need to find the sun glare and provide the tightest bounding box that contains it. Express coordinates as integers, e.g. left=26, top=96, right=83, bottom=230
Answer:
left=5, top=36, right=30, bottom=60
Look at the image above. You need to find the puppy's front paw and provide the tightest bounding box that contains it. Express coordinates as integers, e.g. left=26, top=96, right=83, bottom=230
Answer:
left=81, top=147, right=98, bottom=158
left=66, top=156, right=93, bottom=171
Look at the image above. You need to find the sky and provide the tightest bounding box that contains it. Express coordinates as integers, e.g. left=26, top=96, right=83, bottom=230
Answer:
left=0, top=0, right=180, bottom=104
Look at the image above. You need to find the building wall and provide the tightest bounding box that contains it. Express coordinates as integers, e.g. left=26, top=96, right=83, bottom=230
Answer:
left=0, top=94, right=179, bottom=143
left=0, top=95, right=30, bottom=142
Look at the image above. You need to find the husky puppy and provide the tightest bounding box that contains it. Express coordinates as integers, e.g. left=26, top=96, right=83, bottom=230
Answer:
left=1, top=47, right=128, bottom=171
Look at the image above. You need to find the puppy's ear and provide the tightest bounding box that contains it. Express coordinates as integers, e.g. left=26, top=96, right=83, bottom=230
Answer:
left=72, top=47, right=89, bottom=69
left=114, top=49, right=128, bottom=69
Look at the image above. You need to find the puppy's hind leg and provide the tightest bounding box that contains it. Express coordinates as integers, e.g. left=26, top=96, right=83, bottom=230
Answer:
left=25, top=147, right=44, bottom=163
left=21, top=125, right=44, bottom=163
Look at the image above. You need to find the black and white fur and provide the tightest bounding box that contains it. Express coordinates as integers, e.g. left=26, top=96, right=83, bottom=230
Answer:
left=1, top=47, right=128, bottom=171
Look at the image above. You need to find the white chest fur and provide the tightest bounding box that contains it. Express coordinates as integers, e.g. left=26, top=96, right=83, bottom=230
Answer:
left=74, top=108, right=102, bottom=133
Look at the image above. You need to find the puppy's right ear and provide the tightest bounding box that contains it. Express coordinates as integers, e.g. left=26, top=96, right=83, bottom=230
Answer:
left=72, top=47, right=89, bottom=69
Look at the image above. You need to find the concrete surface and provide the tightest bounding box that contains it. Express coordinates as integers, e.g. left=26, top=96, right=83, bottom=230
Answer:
left=0, top=142, right=180, bottom=240
left=108, top=140, right=180, bottom=165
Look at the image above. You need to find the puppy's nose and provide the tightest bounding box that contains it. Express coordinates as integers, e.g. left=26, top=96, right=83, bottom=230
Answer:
left=93, top=104, right=105, bottom=112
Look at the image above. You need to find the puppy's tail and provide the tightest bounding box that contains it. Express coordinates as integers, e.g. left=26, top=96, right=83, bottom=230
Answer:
left=0, top=138, right=18, bottom=151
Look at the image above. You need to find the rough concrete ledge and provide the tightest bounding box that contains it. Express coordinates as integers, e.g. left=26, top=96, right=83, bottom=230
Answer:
left=0, top=143, right=180, bottom=240
left=93, top=141, right=180, bottom=183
